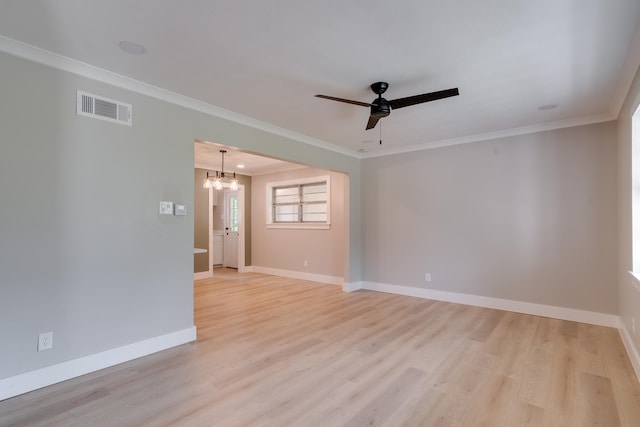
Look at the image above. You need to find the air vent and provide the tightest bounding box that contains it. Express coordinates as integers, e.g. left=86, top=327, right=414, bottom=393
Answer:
left=76, top=91, right=132, bottom=126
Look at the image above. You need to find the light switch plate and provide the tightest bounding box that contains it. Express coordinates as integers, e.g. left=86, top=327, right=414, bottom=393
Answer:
left=174, top=204, right=187, bottom=216
left=159, top=201, right=173, bottom=215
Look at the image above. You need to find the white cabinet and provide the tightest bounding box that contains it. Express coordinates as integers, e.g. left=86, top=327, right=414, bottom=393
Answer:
left=212, top=235, right=223, bottom=265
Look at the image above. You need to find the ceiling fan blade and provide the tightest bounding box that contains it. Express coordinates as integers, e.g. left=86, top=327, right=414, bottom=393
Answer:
left=315, top=94, right=371, bottom=107
left=389, top=88, right=459, bottom=110
left=366, top=115, right=380, bottom=130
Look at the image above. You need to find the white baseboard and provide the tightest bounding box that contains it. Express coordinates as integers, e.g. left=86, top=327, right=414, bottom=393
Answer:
left=194, top=270, right=212, bottom=280
left=251, top=266, right=342, bottom=285
left=343, top=281, right=363, bottom=292
left=0, top=326, right=197, bottom=401
left=619, top=322, right=640, bottom=382
left=361, top=281, right=620, bottom=328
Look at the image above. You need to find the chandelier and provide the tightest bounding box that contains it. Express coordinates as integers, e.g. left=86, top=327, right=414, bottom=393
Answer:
left=203, top=149, right=238, bottom=191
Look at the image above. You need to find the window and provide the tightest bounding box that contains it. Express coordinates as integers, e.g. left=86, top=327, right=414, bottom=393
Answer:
left=630, top=102, right=640, bottom=293
left=267, top=176, right=330, bottom=229
left=632, top=105, right=640, bottom=275
left=273, top=182, right=327, bottom=223
left=228, top=195, right=239, bottom=232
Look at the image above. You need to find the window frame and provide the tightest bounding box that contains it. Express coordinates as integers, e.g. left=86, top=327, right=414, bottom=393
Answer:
left=266, top=175, right=331, bottom=229
left=631, top=105, right=640, bottom=276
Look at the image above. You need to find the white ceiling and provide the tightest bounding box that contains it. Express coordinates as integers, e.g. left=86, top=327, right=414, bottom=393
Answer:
left=1, top=1, right=639, bottom=156
left=194, top=141, right=306, bottom=176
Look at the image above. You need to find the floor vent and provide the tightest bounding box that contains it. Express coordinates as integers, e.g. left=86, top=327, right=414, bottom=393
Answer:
left=76, top=91, right=132, bottom=126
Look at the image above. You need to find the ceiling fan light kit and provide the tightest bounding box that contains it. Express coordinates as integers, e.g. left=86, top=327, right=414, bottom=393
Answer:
left=315, top=82, right=460, bottom=143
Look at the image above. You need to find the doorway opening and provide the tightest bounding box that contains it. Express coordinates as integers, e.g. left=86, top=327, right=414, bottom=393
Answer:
left=201, top=183, right=246, bottom=276
left=194, top=139, right=349, bottom=284
left=223, top=189, right=240, bottom=269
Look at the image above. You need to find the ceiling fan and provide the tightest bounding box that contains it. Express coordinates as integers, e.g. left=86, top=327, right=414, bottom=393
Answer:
left=315, top=82, right=459, bottom=130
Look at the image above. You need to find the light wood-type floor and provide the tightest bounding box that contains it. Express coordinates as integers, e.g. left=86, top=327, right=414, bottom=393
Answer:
left=2, top=269, right=640, bottom=426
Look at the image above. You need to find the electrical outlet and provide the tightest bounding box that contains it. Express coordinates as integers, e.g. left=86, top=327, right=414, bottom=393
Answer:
left=304, top=260, right=308, bottom=268
left=425, top=273, right=431, bottom=282
left=38, top=332, right=53, bottom=351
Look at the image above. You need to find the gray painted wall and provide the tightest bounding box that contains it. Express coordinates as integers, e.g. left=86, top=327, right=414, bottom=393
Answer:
left=0, top=51, right=361, bottom=379
left=363, top=122, right=618, bottom=314
left=252, top=167, right=346, bottom=278
left=617, top=63, right=640, bottom=355
left=0, top=53, right=195, bottom=378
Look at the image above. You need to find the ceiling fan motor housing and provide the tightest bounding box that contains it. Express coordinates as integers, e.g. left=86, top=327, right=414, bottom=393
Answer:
left=371, top=98, right=391, bottom=118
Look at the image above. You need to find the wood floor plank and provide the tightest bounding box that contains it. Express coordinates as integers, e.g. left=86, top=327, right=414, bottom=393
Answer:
left=1, top=269, right=639, bottom=427
left=459, top=373, right=519, bottom=427
left=469, top=308, right=506, bottom=342
left=422, top=342, right=497, bottom=425
left=379, top=384, right=445, bottom=427
left=544, top=334, right=581, bottom=426
left=343, top=367, right=427, bottom=427
left=517, top=340, right=553, bottom=408
left=577, top=372, right=621, bottom=426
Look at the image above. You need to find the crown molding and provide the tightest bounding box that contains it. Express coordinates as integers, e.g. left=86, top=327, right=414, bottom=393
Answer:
left=361, top=112, right=615, bottom=159
left=0, top=35, right=627, bottom=162
left=611, top=23, right=640, bottom=117
left=0, top=35, right=359, bottom=159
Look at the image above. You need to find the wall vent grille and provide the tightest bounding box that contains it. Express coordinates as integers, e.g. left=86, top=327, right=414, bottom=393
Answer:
left=76, top=91, right=132, bottom=126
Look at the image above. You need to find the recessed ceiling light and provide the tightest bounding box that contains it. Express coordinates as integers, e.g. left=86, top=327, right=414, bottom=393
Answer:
left=237, top=164, right=245, bottom=169
left=119, top=41, right=146, bottom=55
left=538, top=104, right=558, bottom=111
left=358, top=148, right=369, bottom=153
left=362, top=140, right=375, bottom=144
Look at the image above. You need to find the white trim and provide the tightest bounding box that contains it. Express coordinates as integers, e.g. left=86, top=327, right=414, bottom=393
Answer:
left=0, top=35, right=356, bottom=159
left=362, top=281, right=620, bottom=328
left=0, top=326, right=196, bottom=401
left=193, top=185, right=214, bottom=281
left=361, top=113, right=614, bottom=159
left=627, top=271, right=640, bottom=294
left=239, top=265, right=254, bottom=273
left=194, top=271, right=212, bottom=280
left=619, top=322, right=640, bottom=382
left=251, top=266, right=342, bottom=285
left=267, top=223, right=331, bottom=230
left=632, top=106, right=640, bottom=273
left=208, top=186, right=214, bottom=274
left=611, top=22, right=640, bottom=117
left=266, top=175, right=331, bottom=188
left=342, top=281, right=363, bottom=292
left=237, top=185, right=246, bottom=271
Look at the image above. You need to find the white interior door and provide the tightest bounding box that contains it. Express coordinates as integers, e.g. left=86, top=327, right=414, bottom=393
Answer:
left=224, top=190, right=239, bottom=268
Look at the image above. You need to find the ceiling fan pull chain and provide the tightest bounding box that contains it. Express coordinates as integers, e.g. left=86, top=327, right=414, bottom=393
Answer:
left=380, top=120, right=383, bottom=145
